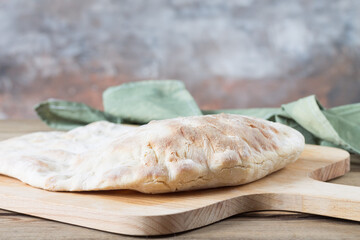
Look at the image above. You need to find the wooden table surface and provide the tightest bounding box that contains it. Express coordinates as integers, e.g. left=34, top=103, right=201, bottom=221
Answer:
left=1, top=120, right=360, bottom=240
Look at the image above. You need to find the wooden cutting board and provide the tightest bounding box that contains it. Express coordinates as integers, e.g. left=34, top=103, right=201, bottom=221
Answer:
left=0, top=144, right=359, bottom=236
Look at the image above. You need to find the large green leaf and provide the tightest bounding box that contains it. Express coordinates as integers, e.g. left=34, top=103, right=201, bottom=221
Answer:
left=35, top=100, right=121, bottom=130
left=103, top=80, right=202, bottom=124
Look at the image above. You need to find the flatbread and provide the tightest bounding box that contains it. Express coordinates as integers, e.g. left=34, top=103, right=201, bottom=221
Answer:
left=0, top=114, right=304, bottom=193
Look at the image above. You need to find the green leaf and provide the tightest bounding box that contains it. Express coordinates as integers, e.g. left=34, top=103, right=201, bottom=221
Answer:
left=323, top=107, right=360, bottom=153
left=35, top=100, right=122, bottom=130
left=103, top=80, right=202, bottom=124
left=281, top=95, right=350, bottom=149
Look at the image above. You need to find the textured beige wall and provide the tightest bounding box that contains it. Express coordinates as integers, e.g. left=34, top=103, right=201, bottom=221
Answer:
left=0, top=0, right=360, bottom=119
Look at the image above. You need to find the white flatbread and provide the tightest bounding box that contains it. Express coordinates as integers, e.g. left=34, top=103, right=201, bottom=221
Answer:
left=0, top=114, right=304, bottom=193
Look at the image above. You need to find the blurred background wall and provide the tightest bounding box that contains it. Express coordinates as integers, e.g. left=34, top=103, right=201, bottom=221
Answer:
left=0, top=0, right=360, bottom=119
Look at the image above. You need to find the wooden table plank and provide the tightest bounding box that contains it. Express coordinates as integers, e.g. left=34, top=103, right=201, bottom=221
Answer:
left=0, top=120, right=360, bottom=239
left=1, top=209, right=360, bottom=240
left=0, top=119, right=52, bottom=139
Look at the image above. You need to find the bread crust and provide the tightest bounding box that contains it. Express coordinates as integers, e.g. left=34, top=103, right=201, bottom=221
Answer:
left=0, top=114, right=304, bottom=193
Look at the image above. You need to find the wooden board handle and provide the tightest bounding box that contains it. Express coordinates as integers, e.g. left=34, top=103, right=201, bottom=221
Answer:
left=243, top=180, right=360, bottom=221
left=293, top=180, right=360, bottom=221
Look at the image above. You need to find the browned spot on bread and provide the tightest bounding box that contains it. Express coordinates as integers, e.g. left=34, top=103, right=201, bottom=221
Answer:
left=169, top=152, right=178, bottom=162
left=269, top=125, right=279, bottom=134
left=23, top=156, right=51, bottom=169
